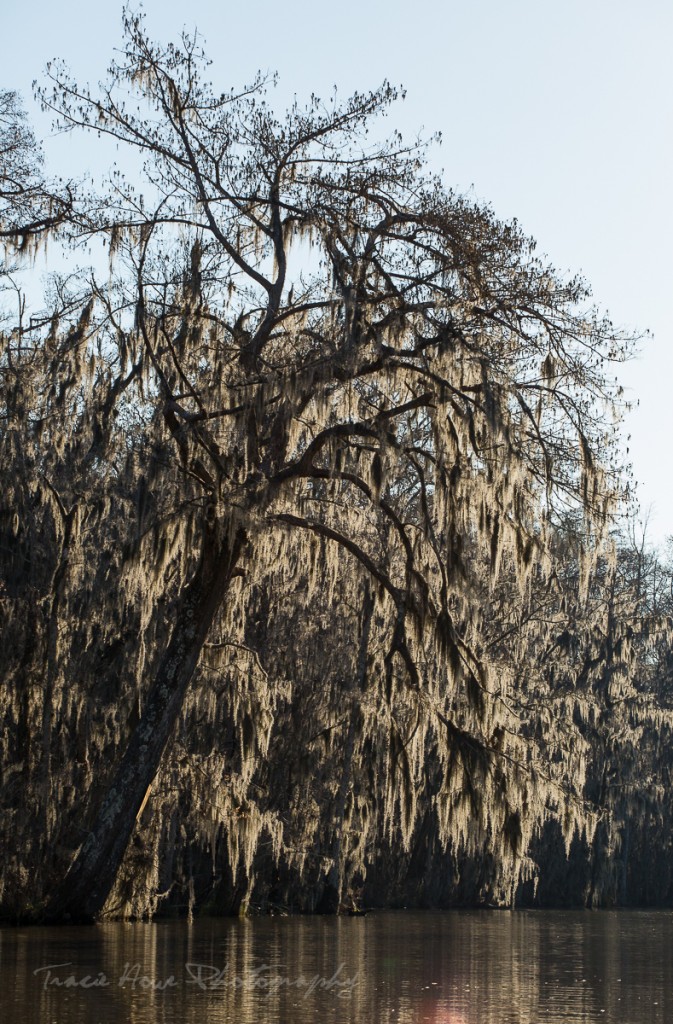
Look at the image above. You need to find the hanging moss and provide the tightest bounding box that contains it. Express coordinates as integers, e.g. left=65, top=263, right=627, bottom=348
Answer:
left=3, top=21, right=673, bottom=922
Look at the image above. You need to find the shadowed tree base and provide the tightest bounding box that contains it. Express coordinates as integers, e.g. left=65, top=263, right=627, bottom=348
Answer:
left=44, top=531, right=244, bottom=923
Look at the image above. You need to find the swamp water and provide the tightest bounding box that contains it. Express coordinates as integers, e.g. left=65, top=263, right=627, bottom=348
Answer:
left=1, top=909, right=672, bottom=1023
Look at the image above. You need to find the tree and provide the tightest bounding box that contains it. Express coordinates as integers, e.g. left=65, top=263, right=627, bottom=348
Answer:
left=0, top=90, right=73, bottom=249
left=0, top=11, right=634, bottom=921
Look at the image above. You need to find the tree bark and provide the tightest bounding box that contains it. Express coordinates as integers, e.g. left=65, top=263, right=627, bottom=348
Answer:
left=317, top=584, right=373, bottom=914
left=44, top=525, right=245, bottom=923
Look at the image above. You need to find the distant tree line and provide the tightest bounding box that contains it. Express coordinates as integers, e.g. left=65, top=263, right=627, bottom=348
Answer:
left=1, top=13, right=673, bottom=922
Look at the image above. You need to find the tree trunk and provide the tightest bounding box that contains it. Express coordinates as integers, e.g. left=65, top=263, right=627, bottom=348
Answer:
left=44, top=526, right=245, bottom=923
left=317, top=584, right=372, bottom=914
left=586, top=758, right=609, bottom=908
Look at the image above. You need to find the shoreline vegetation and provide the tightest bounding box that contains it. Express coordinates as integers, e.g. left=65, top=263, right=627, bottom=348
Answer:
left=2, top=10, right=673, bottom=925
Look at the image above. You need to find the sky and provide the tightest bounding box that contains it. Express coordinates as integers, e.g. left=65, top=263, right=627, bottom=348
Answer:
left=3, top=0, right=673, bottom=543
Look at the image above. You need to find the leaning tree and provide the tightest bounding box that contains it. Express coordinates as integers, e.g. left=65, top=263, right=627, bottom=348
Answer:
left=0, top=11, right=635, bottom=921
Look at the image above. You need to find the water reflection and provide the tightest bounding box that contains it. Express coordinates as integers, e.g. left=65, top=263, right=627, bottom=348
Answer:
left=1, top=910, right=672, bottom=1023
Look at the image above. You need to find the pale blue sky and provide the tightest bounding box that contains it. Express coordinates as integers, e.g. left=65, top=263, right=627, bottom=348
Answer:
left=4, top=0, right=673, bottom=542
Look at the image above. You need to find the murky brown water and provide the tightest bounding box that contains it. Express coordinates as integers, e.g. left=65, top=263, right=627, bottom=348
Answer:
left=1, top=910, right=672, bottom=1023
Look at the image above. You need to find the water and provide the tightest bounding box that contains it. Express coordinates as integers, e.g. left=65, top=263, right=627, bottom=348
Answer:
left=1, top=910, right=672, bottom=1023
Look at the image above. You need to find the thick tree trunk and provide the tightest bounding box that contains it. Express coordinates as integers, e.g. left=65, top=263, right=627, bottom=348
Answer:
left=586, top=758, right=609, bottom=909
left=317, top=584, right=372, bottom=915
left=44, top=526, right=245, bottom=923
